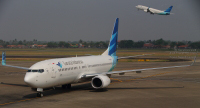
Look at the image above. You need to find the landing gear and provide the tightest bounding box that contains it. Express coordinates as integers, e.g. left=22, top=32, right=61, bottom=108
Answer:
left=37, top=88, right=43, bottom=97
left=62, top=85, right=66, bottom=89
left=62, top=84, right=71, bottom=89
left=37, top=92, right=43, bottom=97
left=66, top=84, right=71, bottom=89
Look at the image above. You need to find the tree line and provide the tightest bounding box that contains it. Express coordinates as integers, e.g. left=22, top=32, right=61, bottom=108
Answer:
left=0, top=38, right=200, bottom=49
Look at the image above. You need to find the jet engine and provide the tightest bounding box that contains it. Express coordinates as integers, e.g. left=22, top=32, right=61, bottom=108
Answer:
left=91, top=75, right=111, bottom=89
left=144, top=10, right=148, bottom=12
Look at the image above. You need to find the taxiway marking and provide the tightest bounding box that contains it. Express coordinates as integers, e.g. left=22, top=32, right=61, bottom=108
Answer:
left=0, top=97, right=39, bottom=106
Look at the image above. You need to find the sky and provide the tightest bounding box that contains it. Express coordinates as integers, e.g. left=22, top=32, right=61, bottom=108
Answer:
left=0, top=0, right=199, bottom=42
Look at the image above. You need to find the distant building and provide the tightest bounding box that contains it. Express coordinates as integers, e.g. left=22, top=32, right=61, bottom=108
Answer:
left=37, top=45, right=47, bottom=48
left=79, top=43, right=84, bottom=48
left=143, top=43, right=154, bottom=48
left=32, top=44, right=47, bottom=48
left=17, top=45, right=25, bottom=48
left=178, top=45, right=189, bottom=49
left=162, top=45, right=171, bottom=49
left=7, top=45, right=17, bottom=48
left=32, top=44, right=38, bottom=48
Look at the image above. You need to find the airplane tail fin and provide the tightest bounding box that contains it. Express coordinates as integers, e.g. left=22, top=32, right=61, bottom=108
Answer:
left=2, top=51, right=6, bottom=65
left=102, top=18, right=119, bottom=56
left=164, top=6, right=173, bottom=12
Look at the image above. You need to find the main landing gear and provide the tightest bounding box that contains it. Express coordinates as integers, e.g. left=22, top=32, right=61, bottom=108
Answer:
left=62, top=84, right=71, bottom=89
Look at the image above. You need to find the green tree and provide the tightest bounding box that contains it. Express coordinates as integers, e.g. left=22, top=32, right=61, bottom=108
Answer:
left=170, top=42, right=177, bottom=48
left=177, top=42, right=185, bottom=46
left=189, top=42, right=200, bottom=48
left=3, top=42, right=9, bottom=47
left=47, top=42, right=58, bottom=48
left=155, top=38, right=165, bottom=45
left=18, top=40, right=23, bottom=45
left=79, top=39, right=83, bottom=43
left=82, top=42, right=88, bottom=48
left=133, top=41, right=145, bottom=48
left=64, top=43, right=70, bottom=48
left=119, top=40, right=134, bottom=48
left=58, top=41, right=66, bottom=47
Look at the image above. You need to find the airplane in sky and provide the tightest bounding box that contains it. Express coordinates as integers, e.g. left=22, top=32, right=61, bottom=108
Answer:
left=136, top=5, right=173, bottom=15
left=1, top=18, right=195, bottom=97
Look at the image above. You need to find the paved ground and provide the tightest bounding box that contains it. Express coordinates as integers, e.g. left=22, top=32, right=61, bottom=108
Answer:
left=0, top=60, right=200, bottom=108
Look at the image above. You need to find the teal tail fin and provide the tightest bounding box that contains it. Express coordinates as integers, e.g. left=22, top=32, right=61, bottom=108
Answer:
left=164, top=6, right=173, bottom=12
left=2, top=51, right=6, bottom=65
left=102, top=18, right=119, bottom=56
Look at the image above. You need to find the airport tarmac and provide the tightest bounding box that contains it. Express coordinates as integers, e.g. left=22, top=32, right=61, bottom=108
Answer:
left=0, top=60, right=200, bottom=108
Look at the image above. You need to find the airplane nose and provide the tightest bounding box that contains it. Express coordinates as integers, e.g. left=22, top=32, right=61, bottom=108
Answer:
left=24, top=73, right=36, bottom=87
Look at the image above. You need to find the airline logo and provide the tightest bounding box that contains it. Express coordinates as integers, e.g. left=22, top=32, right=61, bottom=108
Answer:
left=56, top=62, right=62, bottom=68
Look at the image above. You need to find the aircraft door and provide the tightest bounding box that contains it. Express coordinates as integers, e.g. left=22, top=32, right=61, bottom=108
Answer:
left=51, top=67, right=56, bottom=78
left=87, top=64, right=90, bottom=71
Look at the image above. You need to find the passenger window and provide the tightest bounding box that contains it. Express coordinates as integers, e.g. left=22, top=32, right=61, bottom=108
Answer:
left=27, top=70, right=31, bottom=72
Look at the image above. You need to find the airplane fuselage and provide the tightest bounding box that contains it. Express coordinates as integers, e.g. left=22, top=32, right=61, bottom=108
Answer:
left=24, top=55, right=115, bottom=88
left=136, top=5, right=171, bottom=15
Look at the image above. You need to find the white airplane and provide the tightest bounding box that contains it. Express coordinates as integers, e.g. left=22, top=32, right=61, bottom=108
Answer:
left=136, top=5, right=173, bottom=15
left=1, top=18, right=195, bottom=97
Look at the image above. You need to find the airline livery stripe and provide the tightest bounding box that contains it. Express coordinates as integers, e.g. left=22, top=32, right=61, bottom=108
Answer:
left=109, top=33, right=118, bottom=47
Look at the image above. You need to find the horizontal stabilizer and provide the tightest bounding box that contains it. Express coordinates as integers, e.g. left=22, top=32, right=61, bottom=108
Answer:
left=1, top=51, right=30, bottom=70
left=118, top=54, right=153, bottom=59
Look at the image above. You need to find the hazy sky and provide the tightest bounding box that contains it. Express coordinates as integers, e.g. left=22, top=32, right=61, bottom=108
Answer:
left=0, top=0, right=199, bottom=41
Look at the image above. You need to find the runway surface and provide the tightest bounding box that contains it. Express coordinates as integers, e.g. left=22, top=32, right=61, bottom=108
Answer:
left=0, top=61, right=200, bottom=108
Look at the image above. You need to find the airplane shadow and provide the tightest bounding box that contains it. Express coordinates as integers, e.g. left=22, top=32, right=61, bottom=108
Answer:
left=1, top=82, right=29, bottom=87
left=87, top=86, right=184, bottom=92
left=23, top=83, right=93, bottom=98
left=2, top=82, right=184, bottom=98
left=106, top=86, right=184, bottom=90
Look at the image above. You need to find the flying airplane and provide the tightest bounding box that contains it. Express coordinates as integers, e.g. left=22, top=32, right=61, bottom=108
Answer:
left=1, top=18, right=195, bottom=97
left=136, top=5, right=173, bottom=15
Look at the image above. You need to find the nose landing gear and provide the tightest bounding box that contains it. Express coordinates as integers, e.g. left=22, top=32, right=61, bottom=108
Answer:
left=37, top=92, right=43, bottom=97
left=36, top=88, right=43, bottom=97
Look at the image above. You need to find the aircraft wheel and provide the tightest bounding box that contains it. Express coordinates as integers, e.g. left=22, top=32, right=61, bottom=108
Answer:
left=37, top=92, right=43, bottom=97
left=62, top=85, right=67, bottom=89
left=67, top=84, right=71, bottom=89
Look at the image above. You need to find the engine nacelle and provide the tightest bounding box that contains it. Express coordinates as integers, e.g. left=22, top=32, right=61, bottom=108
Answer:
left=144, top=10, right=148, bottom=12
left=91, top=75, right=111, bottom=89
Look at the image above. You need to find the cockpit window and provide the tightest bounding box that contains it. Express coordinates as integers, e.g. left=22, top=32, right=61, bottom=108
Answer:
left=27, top=70, right=31, bottom=72
left=32, top=70, right=38, bottom=72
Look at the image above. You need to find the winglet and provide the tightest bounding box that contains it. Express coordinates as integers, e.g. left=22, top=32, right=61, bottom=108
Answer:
left=2, top=51, right=6, bottom=66
left=190, top=52, right=197, bottom=66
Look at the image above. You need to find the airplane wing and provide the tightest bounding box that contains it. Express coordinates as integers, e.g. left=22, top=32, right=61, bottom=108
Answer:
left=118, top=54, right=153, bottom=59
left=1, top=52, right=30, bottom=70
left=81, top=56, right=196, bottom=78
